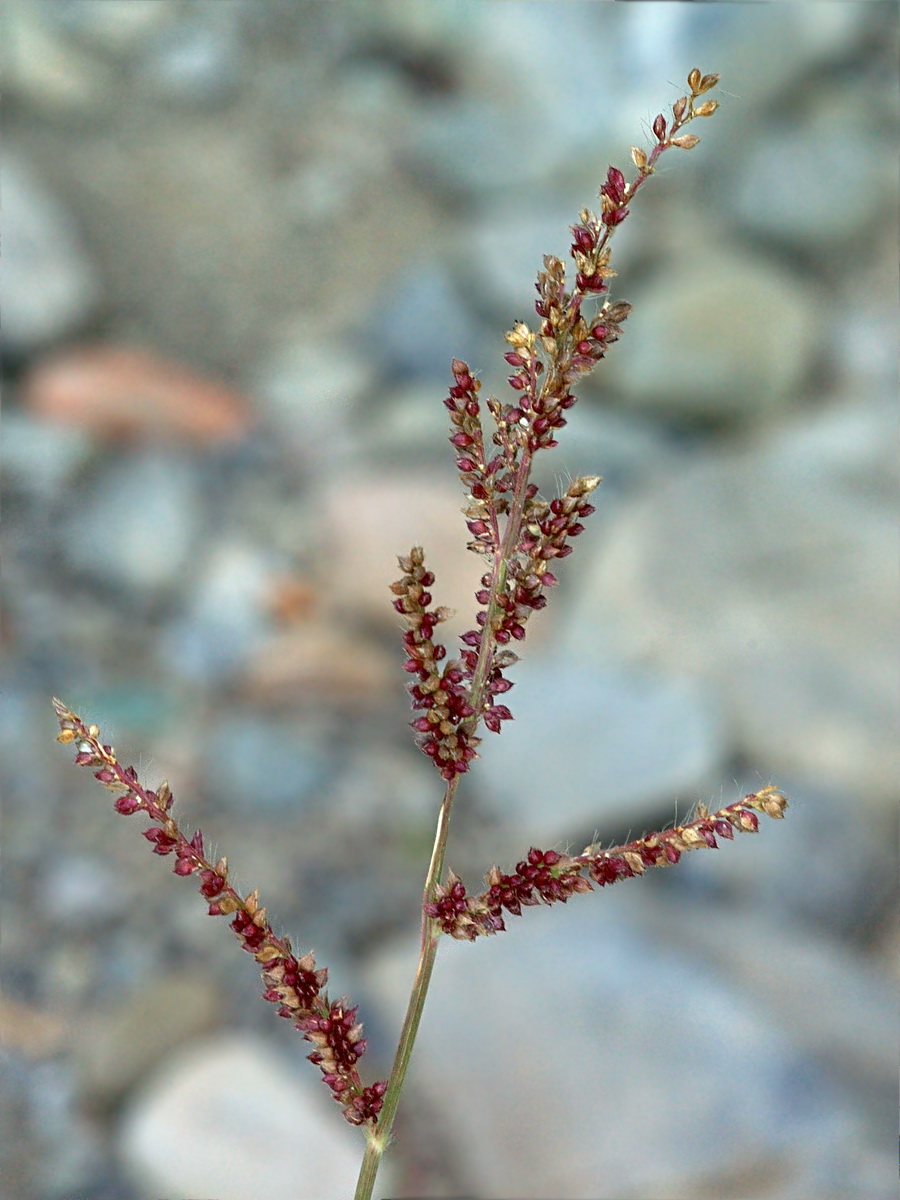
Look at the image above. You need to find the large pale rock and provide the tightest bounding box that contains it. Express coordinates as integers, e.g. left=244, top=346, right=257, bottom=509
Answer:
left=605, top=239, right=818, bottom=420
left=368, top=896, right=874, bottom=1198
left=322, top=473, right=487, bottom=643
left=563, top=396, right=897, bottom=801
left=475, top=657, right=725, bottom=844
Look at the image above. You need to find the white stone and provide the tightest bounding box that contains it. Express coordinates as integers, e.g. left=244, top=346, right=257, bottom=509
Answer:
left=118, top=1035, right=369, bottom=1200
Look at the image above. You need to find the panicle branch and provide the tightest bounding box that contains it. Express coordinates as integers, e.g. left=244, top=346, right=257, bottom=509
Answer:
left=424, top=788, right=788, bottom=940
left=394, top=68, right=722, bottom=780
left=52, top=698, right=386, bottom=1128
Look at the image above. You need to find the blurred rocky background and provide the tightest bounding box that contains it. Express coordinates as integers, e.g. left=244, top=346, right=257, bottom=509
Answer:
left=3, top=3, right=897, bottom=1198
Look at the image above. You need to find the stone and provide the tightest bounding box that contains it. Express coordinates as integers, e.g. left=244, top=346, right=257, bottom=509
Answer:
left=563, top=394, right=898, bottom=802
left=4, top=157, right=101, bottom=354
left=199, top=713, right=334, bottom=815
left=368, top=895, right=875, bottom=1198
left=732, top=86, right=890, bottom=249
left=604, top=237, right=818, bottom=420
left=239, top=621, right=395, bottom=709
left=135, top=15, right=242, bottom=109
left=372, top=261, right=487, bottom=381
left=25, top=346, right=252, bottom=445
left=321, top=472, right=487, bottom=641
left=62, top=449, right=202, bottom=593
left=676, top=772, right=897, bottom=942
left=251, top=336, right=374, bottom=467
left=3, top=410, right=94, bottom=501
left=161, top=541, right=275, bottom=684
left=118, top=1035, right=368, bottom=1200
left=3, top=4, right=116, bottom=114
left=475, top=657, right=725, bottom=845
left=74, top=974, right=220, bottom=1105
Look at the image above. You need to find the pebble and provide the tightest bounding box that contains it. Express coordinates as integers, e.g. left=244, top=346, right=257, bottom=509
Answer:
left=3, top=3, right=116, bottom=114
left=135, top=15, right=243, bottom=108
left=73, top=973, right=221, bottom=1105
left=3, top=409, right=94, bottom=501
left=118, top=1035, right=372, bottom=1200
left=17, top=1059, right=105, bottom=1198
left=463, top=198, right=587, bottom=317
left=674, top=772, right=898, bottom=942
left=251, top=335, right=374, bottom=472
left=563, top=394, right=898, bottom=802
left=160, top=541, right=275, bottom=684
left=62, top=449, right=202, bottom=594
left=368, top=895, right=882, bottom=1198
left=475, top=656, right=725, bottom=845
left=604, top=236, right=819, bottom=420
left=732, top=85, right=892, bottom=248
left=4, top=156, right=101, bottom=354
left=321, top=472, right=487, bottom=640
left=371, top=259, right=488, bottom=381
left=200, top=711, right=335, bottom=815
left=645, top=893, right=898, bottom=1095
left=25, top=345, right=252, bottom=445
left=42, top=0, right=171, bottom=54
left=239, top=620, right=395, bottom=709
left=38, top=853, right=122, bottom=929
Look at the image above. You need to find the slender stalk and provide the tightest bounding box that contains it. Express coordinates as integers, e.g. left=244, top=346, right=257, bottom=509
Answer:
left=463, top=448, right=534, bottom=734
left=356, top=443, right=539, bottom=1198
left=353, top=776, right=459, bottom=1200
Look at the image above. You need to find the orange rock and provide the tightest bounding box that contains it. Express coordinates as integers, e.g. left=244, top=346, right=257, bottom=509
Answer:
left=242, top=622, right=394, bottom=709
left=0, top=994, right=67, bottom=1059
left=24, top=345, right=252, bottom=445
left=265, top=575, right=321, bottom=626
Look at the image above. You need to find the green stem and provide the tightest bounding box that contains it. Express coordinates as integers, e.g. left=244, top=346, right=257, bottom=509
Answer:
left=354, top=449, right=534, bottom=1200
left=353, top=777, right=458, bottom=1200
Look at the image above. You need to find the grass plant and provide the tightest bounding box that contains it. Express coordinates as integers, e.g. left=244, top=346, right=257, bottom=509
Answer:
left=54, top=68, right=788, bottom=1200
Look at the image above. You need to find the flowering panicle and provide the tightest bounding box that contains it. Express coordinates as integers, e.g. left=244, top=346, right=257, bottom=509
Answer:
left=52, top=699, right=386, bottom=1127
left=50, top=69, right=792, bottom=1200
left=424, top=788, right=788, bottom=940
left=389, top=547, right=480, bottom=780
left=395, top=67, right=722, bottom=779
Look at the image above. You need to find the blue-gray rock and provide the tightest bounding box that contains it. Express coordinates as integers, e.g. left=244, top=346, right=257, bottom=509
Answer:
left=564, top=394, right=898, bottom=802
left=62, top=451, right=201, bottom=594
left=200, top=714, right=333, bottom=815
left=475, top=657, right=725, bottom=845
left=603, top=237, right=818, bottom=420
left=369, top=894, right=885, bottom=1198
left=136, top=17, right=242, bottom=109
left=161, top=541, right=276, bottom=684
left=3, top=410, right=94, bottom=501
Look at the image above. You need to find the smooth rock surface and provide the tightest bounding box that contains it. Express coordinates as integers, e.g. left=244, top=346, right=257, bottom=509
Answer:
left=475, top=657, right=725, bottom=844
left=368, top=896, right=877, bottom=1199
left=118, top=1035, right=369, bottom=1200
left=563, top=396, right=898, bottom=801
left=4, top=156, right=101, bottom=353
